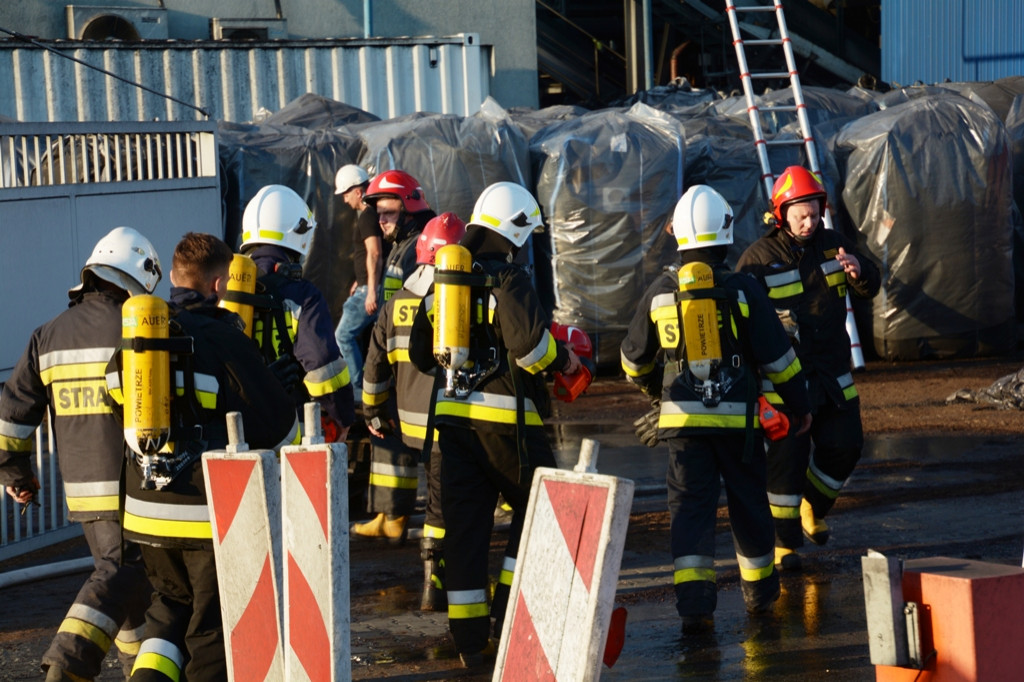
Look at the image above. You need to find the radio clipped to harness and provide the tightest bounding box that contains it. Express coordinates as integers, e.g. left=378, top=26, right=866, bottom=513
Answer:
left=122, top=294, right=172, bottom=464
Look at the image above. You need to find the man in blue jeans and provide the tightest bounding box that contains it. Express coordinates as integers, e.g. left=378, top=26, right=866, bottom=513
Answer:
left=333, top=164, right=385, bottom=399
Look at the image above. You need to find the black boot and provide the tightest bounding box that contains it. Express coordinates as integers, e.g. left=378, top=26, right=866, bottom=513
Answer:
left=420, top=537, right=447, bottom=611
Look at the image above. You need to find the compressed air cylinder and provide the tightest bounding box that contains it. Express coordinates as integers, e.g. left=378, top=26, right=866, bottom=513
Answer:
left=432, top=244, right=472, bottom=371
left=220, top=253, right=258, bottom=337
left=677, top=262, right=721, bottom=382
left=122, top=294, right=171, bottom=456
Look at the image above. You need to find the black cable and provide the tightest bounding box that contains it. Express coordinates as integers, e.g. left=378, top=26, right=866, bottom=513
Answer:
left=0, top=25, right=210, bottom=119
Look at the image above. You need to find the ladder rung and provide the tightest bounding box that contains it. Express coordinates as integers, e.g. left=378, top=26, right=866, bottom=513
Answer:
left=748, top=71, right=791, bottom=79
left=764, top=139, right=806, bottom=147
left=757, top=105, right=800, bottom=113
left=730, top=5, right=777, bottom=12
left=741, top=39, right=783, bottom=47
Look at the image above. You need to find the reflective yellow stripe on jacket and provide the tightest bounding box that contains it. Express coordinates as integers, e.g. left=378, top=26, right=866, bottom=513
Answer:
left=658, top=400, right=757, bottom=430
left=39, top=347, right=117, bottom=417
left=435, top=391, right=542, bottom=426
left=0, top=418, right=35, bottom=453
left=64, top=480, right=120, bottom=513
left=123, top=497, right=211, bottom=540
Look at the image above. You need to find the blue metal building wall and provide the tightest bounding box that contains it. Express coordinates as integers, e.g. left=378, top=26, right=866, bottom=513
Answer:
left=883, top=0, right=1024, bottom=85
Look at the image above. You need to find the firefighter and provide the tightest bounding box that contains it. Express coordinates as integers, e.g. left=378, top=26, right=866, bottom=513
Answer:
left=240, top=184, right=355, bottom=443
left=362, top=212, right=467, bottom=610
left=407, top=182, right=583, bottom=669
left=736, top=166, right=880, bottom=570
left=620, top=185, right=812, bottom=633
left=0, top=227, right=158, bottom=682
left=107, top=232, right=297, bottom=682
left=332, top=164, right=385, bottom=398
left=351, top=169, right=437, bottom=540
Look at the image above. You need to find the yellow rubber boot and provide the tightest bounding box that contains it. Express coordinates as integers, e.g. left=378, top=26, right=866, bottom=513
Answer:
left=800, top=499, right=829, bottom=546
left=774, top=546, right=802, bottom=571
left=351, top=513, right=408, bottom=545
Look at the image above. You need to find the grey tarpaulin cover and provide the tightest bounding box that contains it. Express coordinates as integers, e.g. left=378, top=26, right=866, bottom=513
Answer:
left=530, top=102, right=685, bottom=367
left=356, top=97, right=531, bottom=222
left=834, top=90, right=1016, bottom=360
left=217, top=118, right=365, bottom=320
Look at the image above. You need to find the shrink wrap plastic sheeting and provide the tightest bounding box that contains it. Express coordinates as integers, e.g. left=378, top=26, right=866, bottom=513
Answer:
left=834, top=90, right=1016, bottom=360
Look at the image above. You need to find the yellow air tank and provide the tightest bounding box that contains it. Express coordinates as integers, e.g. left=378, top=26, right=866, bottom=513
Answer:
left=122, top=294, right=171, bottom=456
left=432, top=244, right=472, bottom=391
left=677, top=262, right=721, bottom=382
left=220, top=253, right=258, bottom=336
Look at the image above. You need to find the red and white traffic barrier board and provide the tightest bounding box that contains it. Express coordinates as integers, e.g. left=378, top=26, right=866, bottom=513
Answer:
left=203, top=448, right=284, bottom=682
left=495, top=439, right=634, bottom=681
left=281, top=440, right=350, bottom=682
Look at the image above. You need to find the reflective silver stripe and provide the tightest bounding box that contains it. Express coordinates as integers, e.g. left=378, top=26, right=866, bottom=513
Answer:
left=765, top=270, right=801, bottom=288
left=305, top=357, right=346, bottom=385
left=67, top=603, right=118, bottom=638
left=517, top=329, right=555, bottom=370
left=125, top=497, right=209, bottom=522
left=363, top=378, right=391, bottom=395
left=502, top=556, right=516, bottom=572
left=820, top=260, right=843, bottom=275
left=276, top=417, right=300, bottom=450
left=447, top=589, right=488, bottom=605
left=437, top=390, right=538, bottom=414
left=117, top=622, right=147, bottom=643
left=673, top=555, right=714, bottom=571
left=369, top=462, right=418, bottom=479
left=396, top=407, right=429, bottom=428
left=808, top=457, right=844, bottom=492
left=173, top=371, right=219, bottom=395
left=138, top=638, right=185, bottom=669
left=837, top=372, right=855, bottom=389
left=761, top=347, right=799, bottom=375
left=620, top=350, right=652, bottom=376
left=386, top=334, right=411, bottom=352
left=660, top=400, right=748, bottom=418
left=38, top=347, right=116, bottom=371
left=63, top=480, right=120, bottom=498
left=768, top=492, right=802, bottom=507
left=106, top=370, right=121, bottom=391
left=0, top=418, right=36, bottom=440
left=737, top=550, right=774, bottom=571
left=650, top=292, right=676, bottom=311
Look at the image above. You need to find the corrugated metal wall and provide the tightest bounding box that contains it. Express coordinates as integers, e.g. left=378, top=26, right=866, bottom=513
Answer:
left=0, top=34, right=488, bottom=123
left=882, top=0, right=1024, bottom=85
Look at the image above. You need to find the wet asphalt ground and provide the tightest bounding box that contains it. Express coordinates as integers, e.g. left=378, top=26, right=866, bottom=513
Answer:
left=346, top=425, right=1023, bottom=681
left=2, top=424, right=1021, bottom=680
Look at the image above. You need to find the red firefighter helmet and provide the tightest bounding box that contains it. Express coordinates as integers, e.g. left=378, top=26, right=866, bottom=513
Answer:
left=363, top=169, right=430, bottom=213
left=416, top=212, right=467, bottom=265
left=771, top=166, right=828, bottom=224
left=551, top=323, right=593, bottom=358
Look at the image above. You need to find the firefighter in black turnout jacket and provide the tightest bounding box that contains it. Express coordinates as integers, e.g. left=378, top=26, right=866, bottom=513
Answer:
left=239, top=184, right=355, bottom=443
left=620, top=185, right=812, bottom=632
left=408, top=182, right=584, bottom=669
left=352, top=169, right=437, bottom=541
left=362, top=212, right=468, bottom=611
left=108, top=233, right=296, bottom=682
left=737, top=166, right=880, bottom=570
left=0, top=227, right=160, bottom=682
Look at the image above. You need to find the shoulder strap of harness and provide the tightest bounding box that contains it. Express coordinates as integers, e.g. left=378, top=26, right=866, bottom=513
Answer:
left=254, top=271, right=295, bottom=359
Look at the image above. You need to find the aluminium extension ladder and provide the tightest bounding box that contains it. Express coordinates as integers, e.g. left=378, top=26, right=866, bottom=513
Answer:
left=724, top=0, right=865, bottom=369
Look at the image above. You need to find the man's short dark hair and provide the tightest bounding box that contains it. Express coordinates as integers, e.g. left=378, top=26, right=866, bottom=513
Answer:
left=172, top=232, right=233, bottom=288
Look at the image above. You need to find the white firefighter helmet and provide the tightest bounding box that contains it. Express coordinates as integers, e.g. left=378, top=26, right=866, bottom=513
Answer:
left=72, top=226, right=162, bottom=297
left=671, top=184, right=734, bottom=251
left=468, top=181, right=544, bottom=249
left=241, top=184, right=317, bottom=258
left=334, top=164, right=369, bottom=195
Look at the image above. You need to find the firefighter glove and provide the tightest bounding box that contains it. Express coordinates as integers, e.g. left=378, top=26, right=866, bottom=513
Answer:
left=633, top=400, right=661, bottom=448
left=269, top=353, right=304, bottom=396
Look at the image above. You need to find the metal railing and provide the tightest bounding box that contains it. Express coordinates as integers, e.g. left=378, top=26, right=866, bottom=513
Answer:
left=0, top=412, right=80, bottom=564
left=0, top=121, right=218, bottom=189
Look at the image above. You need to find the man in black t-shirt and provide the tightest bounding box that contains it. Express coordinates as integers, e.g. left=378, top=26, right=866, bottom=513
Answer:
left=333, top=164, right=388, bottom=399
